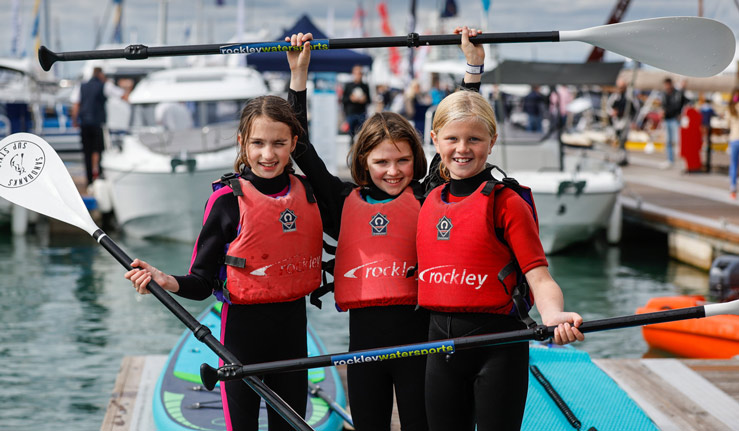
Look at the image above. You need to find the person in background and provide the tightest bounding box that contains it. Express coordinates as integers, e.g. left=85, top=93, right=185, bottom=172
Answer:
left=403, top=79, right=433, bottom=139
left=661, top=77, right=688, bottom=167
left=70, top=67, right=128, bottom=185
left=698, top=93, right=716, bottom=172
left=342, top=64, right=371, bottom=145
left=285, top=26, right=485, bottom=431
left=124, top=95, right=324, bottom=431
left=419, top=90, right=584, bottom=431
left=607, top=79, right=638, bottom=165
left=726, top=88, right=739, bottom=200
left=522, top=85, right=546, bottom=132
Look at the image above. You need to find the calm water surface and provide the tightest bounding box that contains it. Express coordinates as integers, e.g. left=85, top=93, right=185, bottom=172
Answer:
left=0, top=224, right=709, bottom=430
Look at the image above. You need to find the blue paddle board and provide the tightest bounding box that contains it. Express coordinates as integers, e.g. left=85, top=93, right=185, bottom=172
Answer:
left=152, top=302, right=346, bottom=431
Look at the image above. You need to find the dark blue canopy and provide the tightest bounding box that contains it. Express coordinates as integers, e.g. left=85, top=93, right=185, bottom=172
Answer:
left=246, top=14, right=373, bottom=73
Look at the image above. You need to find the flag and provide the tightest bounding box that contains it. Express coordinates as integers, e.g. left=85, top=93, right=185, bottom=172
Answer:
left=10, top=0, right=22, bottom=57
left=407, top=0, right=416, bottom=78
left=111, top=0, right=123, bottom=44
left=30, top=0, right=42, bottom=57
left=481, top=0, right=491, bottom=13
left=377, top=2, right=400, bottom=75
left=352, top=1, right=367, bottom=38
left=441, top=0, right=457, bottom=18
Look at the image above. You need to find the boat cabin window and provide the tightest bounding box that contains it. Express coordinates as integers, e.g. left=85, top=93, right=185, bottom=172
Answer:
left=130, top=99, right=248, bottom=130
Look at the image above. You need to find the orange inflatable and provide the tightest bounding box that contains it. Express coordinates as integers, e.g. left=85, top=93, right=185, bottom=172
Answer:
left=637, top=295, right=739, bottom=359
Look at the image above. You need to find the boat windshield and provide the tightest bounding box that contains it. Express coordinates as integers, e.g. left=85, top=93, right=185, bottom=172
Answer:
left=130, top=99, right=248, bottom=131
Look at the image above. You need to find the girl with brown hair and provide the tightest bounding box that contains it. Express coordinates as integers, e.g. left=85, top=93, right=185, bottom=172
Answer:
left=285, top=27, right=484, bottom=431
left=124, top=95, right=324, bottom=431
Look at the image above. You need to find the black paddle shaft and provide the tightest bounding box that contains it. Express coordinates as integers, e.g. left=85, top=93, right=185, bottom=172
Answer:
left=91, top=229, right=314, bottom=431
left=37, top=31, right=559, bottom=71
left=202, top=304, right=707, bottom=389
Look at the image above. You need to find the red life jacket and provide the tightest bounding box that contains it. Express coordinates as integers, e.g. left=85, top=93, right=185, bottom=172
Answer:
left=333, top=187, right=420, bottom=310
left=222, top=174, right=323, bottom=305
left=416, top=179, right=537, bottom=314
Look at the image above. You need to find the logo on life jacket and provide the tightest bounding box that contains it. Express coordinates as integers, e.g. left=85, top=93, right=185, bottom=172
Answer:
left=279, top=209, right=297, bottom=232
left=369, top=212, right=389, bottom=236
left=0, top=139, right=46, bottom=189
left=436, top=216, right=453, bottom=240
left=418, top=265, right=489, bottom=290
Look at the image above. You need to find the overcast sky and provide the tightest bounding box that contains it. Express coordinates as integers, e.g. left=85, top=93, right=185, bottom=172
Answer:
left=2, top=0, right=738, bottom=78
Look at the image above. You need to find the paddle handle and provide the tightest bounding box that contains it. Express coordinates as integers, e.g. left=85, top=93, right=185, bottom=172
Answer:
left=91, top=229, right=314, bottom=431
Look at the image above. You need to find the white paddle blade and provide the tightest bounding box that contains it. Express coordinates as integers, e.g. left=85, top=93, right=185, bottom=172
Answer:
left=704, top=299, right=739, bottom=317
left=561, top=17, right=736, bottom=78
left=0, top=133, right=99, bottom=235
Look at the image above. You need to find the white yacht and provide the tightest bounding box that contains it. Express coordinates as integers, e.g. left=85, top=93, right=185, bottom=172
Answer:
left=490, top=125, right=623, bottom=254
left=99, top=65, right=269, bottom=242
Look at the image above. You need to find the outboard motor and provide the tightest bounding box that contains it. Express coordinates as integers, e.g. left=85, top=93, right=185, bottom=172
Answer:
left=709, top=255, right=739, bottom=302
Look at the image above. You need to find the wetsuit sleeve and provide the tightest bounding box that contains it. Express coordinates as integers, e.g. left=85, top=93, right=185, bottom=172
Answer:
left=493, top=188, right=548, bottom=274
left=460, top=79, right=481, bottom=92
left=173, top=190, right=239, bottom=300
left=288, top=88, right=353, bottom=239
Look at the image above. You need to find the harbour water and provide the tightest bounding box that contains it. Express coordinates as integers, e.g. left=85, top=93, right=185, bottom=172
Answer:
left=0, top=223, right=710, bottom=430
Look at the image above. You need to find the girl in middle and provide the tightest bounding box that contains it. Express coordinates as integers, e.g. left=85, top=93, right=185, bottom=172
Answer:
left=284, top=28, right=485, bottom=431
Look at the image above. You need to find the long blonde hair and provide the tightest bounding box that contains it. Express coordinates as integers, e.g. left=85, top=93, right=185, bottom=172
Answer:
left=432, top=90, right=497, bottom=180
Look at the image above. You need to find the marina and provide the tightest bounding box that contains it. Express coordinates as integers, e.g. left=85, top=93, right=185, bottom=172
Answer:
left=1, top=2, right=739, bottom=431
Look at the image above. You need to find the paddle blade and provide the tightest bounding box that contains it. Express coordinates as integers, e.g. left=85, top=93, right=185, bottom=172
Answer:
left=0, top=133, right=99, bottom=235
left=561, top=17, right=736, bottom=77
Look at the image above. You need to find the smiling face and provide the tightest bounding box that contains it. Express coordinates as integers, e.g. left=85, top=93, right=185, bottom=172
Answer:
left=365, top=139, right=414, bottom=196
left=239, top=116, right=297, bottom=179
left=431, top=117, right=496, bottom=180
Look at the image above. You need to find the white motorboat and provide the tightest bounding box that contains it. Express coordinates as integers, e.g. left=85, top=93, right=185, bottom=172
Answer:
left=490, top=125, right=623, bottom=254
left=100, top=65, right=269, bottom=242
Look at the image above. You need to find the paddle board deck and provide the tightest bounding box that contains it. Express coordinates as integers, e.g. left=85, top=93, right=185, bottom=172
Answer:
left=152, top=302, right=346, bottom=431
left=523, top=343, right=658, bottom=431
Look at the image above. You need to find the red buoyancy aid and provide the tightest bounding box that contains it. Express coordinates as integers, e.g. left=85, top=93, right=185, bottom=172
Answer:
left=224, top=175, right=323, bottom=305
left=333, top=187, right=421, bottom=310
left=416, top=180, right=536, bottom=313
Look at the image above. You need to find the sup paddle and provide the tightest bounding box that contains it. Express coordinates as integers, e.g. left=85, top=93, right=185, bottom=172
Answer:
left=0, top=133, right=313, bottom=431
left=38, top=17, right=734, bottom=78
left=309, top=382, right=354, bottom=428
left=200, top=297, right=739, bottom=390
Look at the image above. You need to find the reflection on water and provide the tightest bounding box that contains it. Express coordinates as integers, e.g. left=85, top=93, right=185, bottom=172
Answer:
left=0, top=224, right=708, bottom=430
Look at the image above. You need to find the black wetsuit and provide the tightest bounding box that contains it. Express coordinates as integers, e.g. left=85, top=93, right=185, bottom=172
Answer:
left=172, top=168, right=318, bottom=431
left=424, top=170, right=530, bottom=431
left=288, top=82, right=479, bottom=431
left=290, top=89, right=430, bottom=431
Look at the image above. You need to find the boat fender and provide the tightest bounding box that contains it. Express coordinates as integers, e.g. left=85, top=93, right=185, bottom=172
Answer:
left=89, top=178, right=114, bottom=213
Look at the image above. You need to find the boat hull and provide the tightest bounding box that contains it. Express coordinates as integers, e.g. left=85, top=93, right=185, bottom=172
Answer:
left=509, top=170, right=622, bottom=254
left=101, top=137, right=236, bottom=242
left=637, top=295, right=739, bottom=359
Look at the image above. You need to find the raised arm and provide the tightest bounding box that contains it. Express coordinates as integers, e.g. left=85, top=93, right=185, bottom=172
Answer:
left=286, top=33, right=354, bottom=237
left=455, top=26, right=485, bottom=87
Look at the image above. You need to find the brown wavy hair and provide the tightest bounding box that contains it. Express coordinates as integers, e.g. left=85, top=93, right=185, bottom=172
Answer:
left=233, top=95, right=304, bottom=173
left=348, top=112, right=427, bottom=187
left=431, top=90, right=497, bottom=181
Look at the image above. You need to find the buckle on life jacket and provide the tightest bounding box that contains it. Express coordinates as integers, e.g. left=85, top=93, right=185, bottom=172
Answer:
left=309, top=259, right=336, bottom=309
